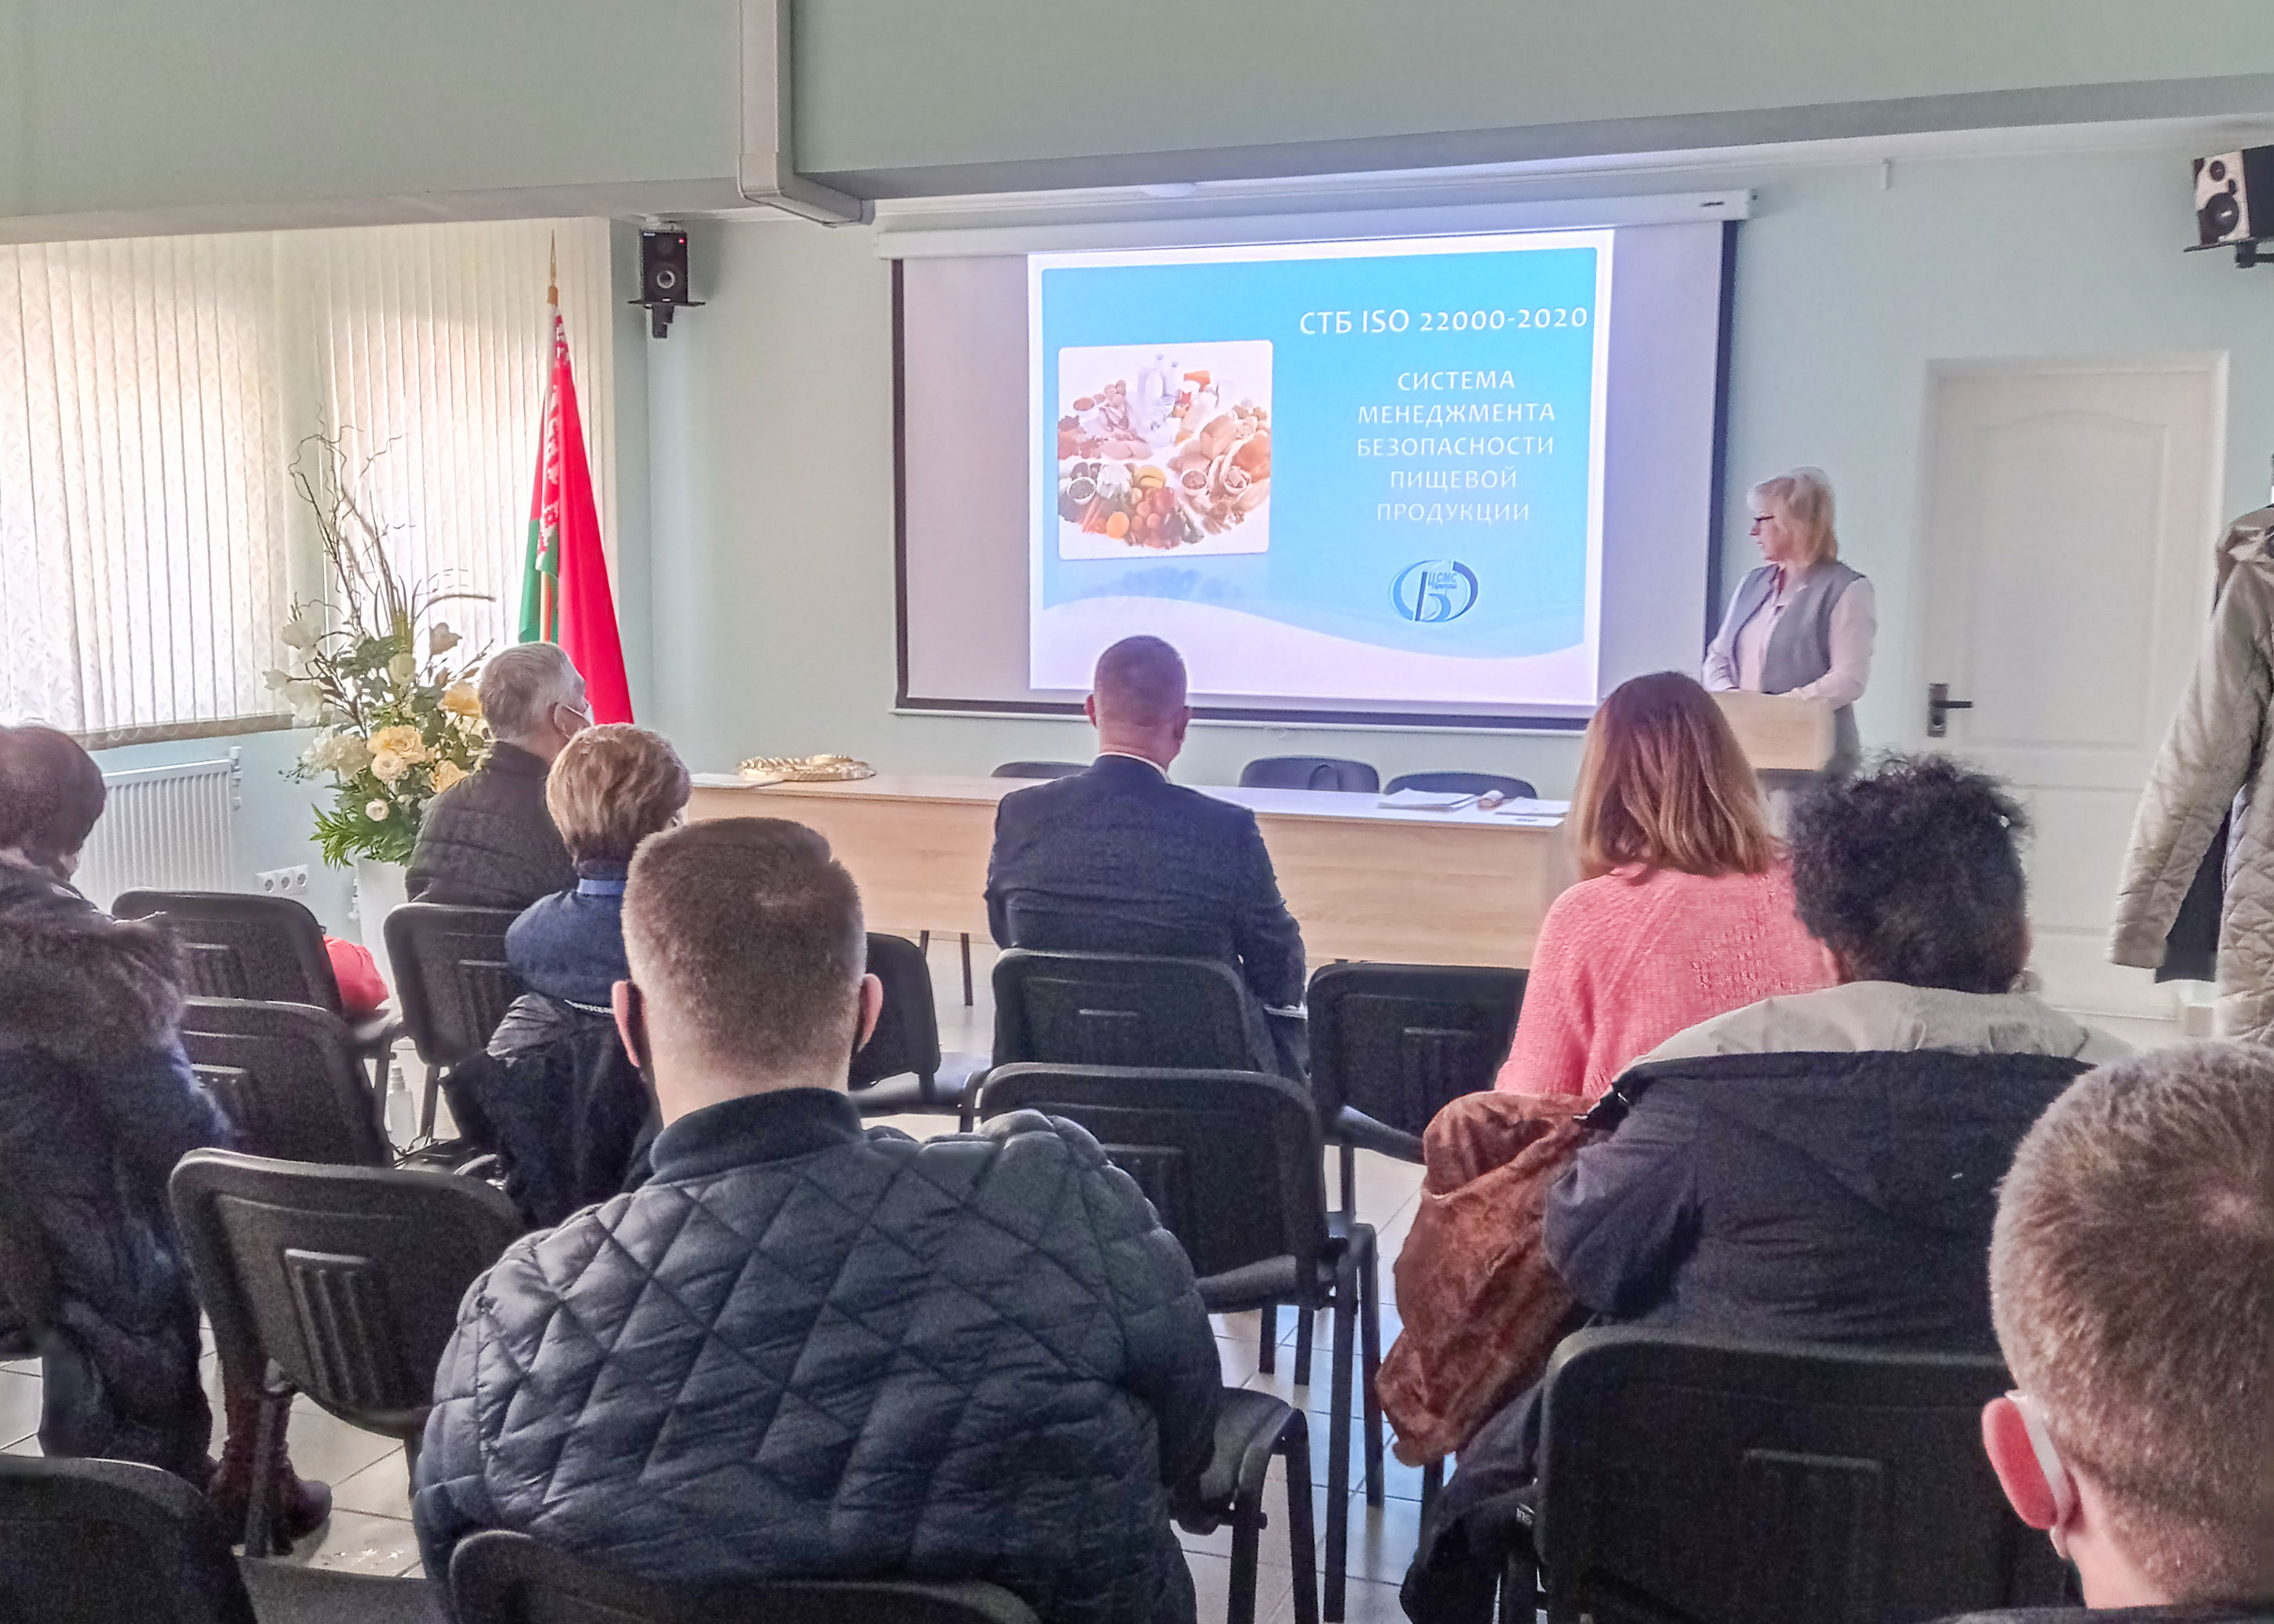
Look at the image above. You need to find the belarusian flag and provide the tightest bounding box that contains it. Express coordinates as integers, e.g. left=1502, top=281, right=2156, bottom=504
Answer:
left=519, top=271, right=632, bottom=723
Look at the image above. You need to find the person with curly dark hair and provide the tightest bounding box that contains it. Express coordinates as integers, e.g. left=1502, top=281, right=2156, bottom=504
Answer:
left=1405, top=755, right=2130, bottom=1624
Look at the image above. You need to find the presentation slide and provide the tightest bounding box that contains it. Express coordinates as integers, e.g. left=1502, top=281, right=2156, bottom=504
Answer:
left=1030, top=233, right=1614, bottom=709
left=895, top=216, right=1728, bottom=729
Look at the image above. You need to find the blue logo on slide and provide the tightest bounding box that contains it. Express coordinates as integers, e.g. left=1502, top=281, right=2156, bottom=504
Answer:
left=1392, top=560, right=1480, bottom=624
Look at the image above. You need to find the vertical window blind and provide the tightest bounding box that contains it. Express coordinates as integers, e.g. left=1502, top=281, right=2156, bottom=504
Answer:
left=0, top=218, right=616, bottom=744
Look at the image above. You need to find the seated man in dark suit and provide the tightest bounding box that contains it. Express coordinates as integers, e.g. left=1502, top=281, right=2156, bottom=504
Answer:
left=985, top=635, right=1307, bottom=1073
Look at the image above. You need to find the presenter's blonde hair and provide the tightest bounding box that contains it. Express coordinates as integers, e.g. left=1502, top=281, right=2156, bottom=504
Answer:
left=1748, top=467, right=1839, bottom=566
left=1572, top=672, right=1775, bottom=881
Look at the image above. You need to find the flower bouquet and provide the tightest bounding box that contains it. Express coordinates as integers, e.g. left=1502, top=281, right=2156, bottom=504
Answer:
left=277, top=432, right=492, bottom=868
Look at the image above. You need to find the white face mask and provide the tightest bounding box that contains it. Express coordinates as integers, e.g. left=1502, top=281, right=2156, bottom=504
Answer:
left=2010, top=1390, right=2078, bottom=1560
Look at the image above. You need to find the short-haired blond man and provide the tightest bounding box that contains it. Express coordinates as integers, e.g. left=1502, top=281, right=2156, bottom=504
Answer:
left=1938, top=1042, right=2274, bottom=1622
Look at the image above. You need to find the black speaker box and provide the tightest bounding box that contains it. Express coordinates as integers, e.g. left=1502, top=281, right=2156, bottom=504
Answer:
left=2194, top=148, right=2274, bottom=248
left=640, top=230, right=692, bottom=305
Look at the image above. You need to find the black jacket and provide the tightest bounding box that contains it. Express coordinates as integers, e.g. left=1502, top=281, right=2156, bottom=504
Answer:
left=443, top=991, right=654, bottom=1228
left=406, top=743, right=574, bottom=910
left=985, top=755, right=1306, bottom=1035
left=1544, top=1047, right=2089, bottom=1351
left=414, top=1089, right=1222, bottom=1624
left=0, top=861, right=233, bottom=1475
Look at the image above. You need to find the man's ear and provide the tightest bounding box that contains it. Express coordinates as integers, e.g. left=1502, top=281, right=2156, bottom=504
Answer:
left=1083, top=693, right=1100, bottom=729
left=1171, top=704, right=1191, bottom=744
left=612, top=979, right=645, bottom=1072
left=855, top=972, right=884, bottom=1052
left=1982, top=1397, right=2063, bottom=1532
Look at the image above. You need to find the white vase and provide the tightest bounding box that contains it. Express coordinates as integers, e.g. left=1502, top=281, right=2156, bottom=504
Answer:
left=352, top=856, right=411, bottom=991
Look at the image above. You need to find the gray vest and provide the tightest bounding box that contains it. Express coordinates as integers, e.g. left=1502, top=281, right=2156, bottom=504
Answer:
left=1726, top=559, right=1864, bottom=776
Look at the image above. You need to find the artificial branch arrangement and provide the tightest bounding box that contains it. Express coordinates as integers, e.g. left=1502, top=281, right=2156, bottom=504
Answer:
left=273, top=431, right=492, bottom=867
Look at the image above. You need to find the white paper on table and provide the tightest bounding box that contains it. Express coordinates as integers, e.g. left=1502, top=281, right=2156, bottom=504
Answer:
left=1493, top=798, right=1571, bottom=819
left=1378, top=788, right=1480, bottom=811
left=690, top=772, right=771, bottom=789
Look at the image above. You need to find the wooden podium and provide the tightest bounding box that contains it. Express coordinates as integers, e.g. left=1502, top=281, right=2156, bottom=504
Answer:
left=1712, top=692, right=1836, bottom=773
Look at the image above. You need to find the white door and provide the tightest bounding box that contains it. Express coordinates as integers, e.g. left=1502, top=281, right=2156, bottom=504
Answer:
left=1914, top=358, right=2224, bottom=1019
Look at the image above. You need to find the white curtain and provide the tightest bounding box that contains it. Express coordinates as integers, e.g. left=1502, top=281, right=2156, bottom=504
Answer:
left=0, top=218, right=616, bottom=743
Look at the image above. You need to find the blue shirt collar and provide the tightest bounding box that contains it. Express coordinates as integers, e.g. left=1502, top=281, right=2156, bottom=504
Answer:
left=574, top=859, right=629, bottom=897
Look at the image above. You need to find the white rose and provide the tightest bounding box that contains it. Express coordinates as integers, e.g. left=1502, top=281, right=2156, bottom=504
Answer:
left=371, top=750, right=407, bottom=783
left=428, top=623, right=461, bottom=656
left=366, top=798, right=390, bottom=822
left=387, top=652, right=418, bottom=685
left=280, top=618, right=318, bottom=650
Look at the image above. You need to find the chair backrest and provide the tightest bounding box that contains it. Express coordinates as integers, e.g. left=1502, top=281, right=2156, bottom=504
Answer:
left=169, top=1149, right=523, bottom=1439
left=385, top=903, right=526, bottom=1067
left=0, top=1456, right=258, bottom=1624
left=1382, top=771, right=1539, bottom=801
left=989, top=761, right=1086, bottom=781
left=112, top=890, right=342, bottom=1012
left=1306, top=963, right=1524, bottom=1145
left=179, top=998, right=392, bottom=1167
left=451, top=1530, right=1043, bottom=1624
left=851, top=932, right=943, bottom=1089
left=979, top=1065, right=1329, bottom=1283
left=992, top=949, right=1256, bottom=1071
left=1532, top=1329, right=2067, bottom=1624
left=1238, top=755, right=1380, bottom=794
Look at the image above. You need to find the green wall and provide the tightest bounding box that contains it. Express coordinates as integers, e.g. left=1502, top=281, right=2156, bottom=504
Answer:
left=640, top=139, right=2274, bottom=796
left=7, top=1, right=2274, bottom=231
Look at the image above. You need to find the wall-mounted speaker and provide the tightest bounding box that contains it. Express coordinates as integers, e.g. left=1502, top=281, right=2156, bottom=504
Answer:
left=2193, top=148, right=2274, bottom=250
left=632, top=228, right=704, bottom=337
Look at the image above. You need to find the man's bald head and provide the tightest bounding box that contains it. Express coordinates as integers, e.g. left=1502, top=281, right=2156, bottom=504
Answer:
left=1086, top=636, right=1192, bottom=767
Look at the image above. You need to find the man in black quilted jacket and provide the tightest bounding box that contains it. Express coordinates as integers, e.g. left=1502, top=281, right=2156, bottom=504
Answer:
left=413, top=816, right=1224, bottom=1624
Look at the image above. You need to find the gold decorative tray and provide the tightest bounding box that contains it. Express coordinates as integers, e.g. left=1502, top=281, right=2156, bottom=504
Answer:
left=737, top=753, right=877, bottom=784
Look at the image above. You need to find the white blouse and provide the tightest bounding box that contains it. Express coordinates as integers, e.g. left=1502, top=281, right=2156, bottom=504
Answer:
left=1702, top=570, right=1878, bottom=709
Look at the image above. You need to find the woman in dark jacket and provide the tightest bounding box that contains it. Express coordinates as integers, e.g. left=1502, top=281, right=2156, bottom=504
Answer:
left=1404, top=756, right=2128, bottom=1624
left=450, top=725, right=689, bottom=1224
left=0, top=725, right=328, bottom=1536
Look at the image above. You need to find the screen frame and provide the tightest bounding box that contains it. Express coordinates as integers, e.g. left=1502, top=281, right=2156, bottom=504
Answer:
left=892, top=219, right=1738, bottom=731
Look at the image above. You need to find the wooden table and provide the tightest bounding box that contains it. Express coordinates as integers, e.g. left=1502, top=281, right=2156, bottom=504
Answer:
left=687, top=774, right=1575, bottom=968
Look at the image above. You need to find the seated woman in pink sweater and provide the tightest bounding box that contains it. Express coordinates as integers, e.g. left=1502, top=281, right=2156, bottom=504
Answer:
left=1498, top=671, right=1830, bottom=1099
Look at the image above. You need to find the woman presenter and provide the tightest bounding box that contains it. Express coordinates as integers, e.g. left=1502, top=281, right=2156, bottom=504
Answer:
left=1702, top=466, right=1875, bottom=777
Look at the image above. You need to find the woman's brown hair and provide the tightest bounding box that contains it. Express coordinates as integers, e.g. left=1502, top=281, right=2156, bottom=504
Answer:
left=545, top=725, right=692, bottom=866
left=0, top=725, right=107, bottom=874
left=1571, top=672, right=1775, bottom=881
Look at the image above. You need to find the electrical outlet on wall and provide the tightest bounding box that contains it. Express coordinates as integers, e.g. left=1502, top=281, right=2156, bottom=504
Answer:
left=256, top=866, right=311, bottom=895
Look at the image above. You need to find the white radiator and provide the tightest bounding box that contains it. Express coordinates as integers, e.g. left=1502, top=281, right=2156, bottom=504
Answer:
left=73, top=753, right=240, bottom=909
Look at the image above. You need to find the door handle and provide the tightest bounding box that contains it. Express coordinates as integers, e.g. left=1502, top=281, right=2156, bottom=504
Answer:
left=1927, top=682, right=1974, bottom=738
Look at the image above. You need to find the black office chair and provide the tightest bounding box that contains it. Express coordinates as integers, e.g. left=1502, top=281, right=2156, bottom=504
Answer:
left=179, top=998, right=395, bottom=1168
left=1382, top=771, right=1538, bottom=801
left=113, top=890, right=403, bottom=1076
left=451, top=1530, right=1043, bottom=1624
left=169, top=1150, right=524, bottom=1555
left=850, top=932, right=988, bottom=1120
left=992, top=949, right=1257, bottom=1073
left=0, top=1456, right=444, bottom=1624
left=1238, top=757, right=1380, bottom=794
left=1511, top=1329, right=2070, bottom=1624
left=978, top=1065, right=1380, bottom=1623
left=384, top=904, right=526, bottom=1141
left=990, top=761, right=1086, bottom=780
left=1305, top=963, right=1524, bottom=1213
